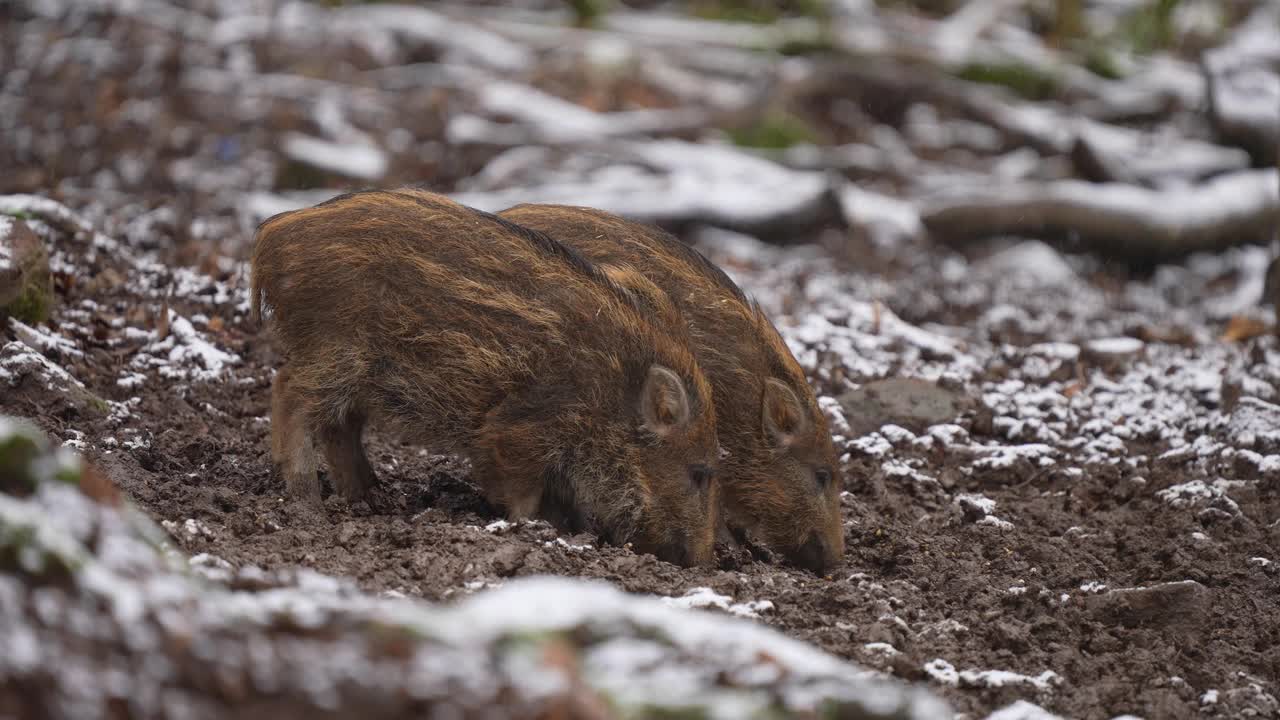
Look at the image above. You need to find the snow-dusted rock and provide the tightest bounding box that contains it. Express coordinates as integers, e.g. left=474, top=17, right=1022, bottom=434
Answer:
left=839, top=378, right=974, bottom=437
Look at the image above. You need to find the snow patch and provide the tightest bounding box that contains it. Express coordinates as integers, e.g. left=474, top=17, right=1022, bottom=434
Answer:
left=543, top=537, right=593, bottom=552
left=984, top=700, right=1064, bottom=720
left=10, top=319, right=83, bottom=358
left=661, top=588, right=775, bottom=619
left=281, top=133, right=388, bottom=181
left=132, top=310, right=239, bottom=382
left=483, top=519, right=515, bottom=534
left=924, top=659, right=1061, bottom=691
left=863, top=642, right=900, bottom=656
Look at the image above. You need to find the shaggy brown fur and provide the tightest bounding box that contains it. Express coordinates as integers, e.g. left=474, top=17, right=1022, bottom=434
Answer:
left=500, top=204, right=843, bottom=573
left=251, top=189, right=720, bottom=567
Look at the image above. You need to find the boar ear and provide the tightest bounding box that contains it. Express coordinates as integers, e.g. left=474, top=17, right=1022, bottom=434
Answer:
left=640, top=365, right=692, bottom=435
left=762, top=379, right=807, bottom=448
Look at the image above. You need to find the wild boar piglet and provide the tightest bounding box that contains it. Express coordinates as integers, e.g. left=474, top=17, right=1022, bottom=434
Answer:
left=251, top=189, right=720, bottom=567
left=501, top=204, right=844, bottom=574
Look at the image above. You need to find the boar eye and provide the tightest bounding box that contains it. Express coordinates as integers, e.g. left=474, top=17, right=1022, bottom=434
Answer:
left=688, top=464, right=713, bottom=492
left=815, top=468, right=833, bottom=491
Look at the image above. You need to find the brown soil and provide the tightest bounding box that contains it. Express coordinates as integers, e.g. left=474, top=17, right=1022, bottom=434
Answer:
left=4, top=214, right=1277, bottom=720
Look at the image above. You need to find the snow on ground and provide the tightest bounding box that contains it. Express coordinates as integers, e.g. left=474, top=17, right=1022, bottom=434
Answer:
left=660, top=587, right=775, bottom=619
left=1, top=340, right=87, bottom=393
left=10, top=319, right=84, bottom=358
left=280, top=132, right=388, bottom=181
left=925, top=660, right=1061, bottom=692
left=135, top=311, right=240, bottom=382
left=0, top=215, right=13, bottom=270
left=1, top=197, right=244, bottom=398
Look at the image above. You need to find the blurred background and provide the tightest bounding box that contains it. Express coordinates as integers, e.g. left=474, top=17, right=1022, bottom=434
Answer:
left=3, top=0, right=1276, bottom=276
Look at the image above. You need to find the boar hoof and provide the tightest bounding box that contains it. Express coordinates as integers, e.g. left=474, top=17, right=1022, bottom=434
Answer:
left=335, top=468, right=379, bottom=505
left=286, top=471, right=323, bottom=505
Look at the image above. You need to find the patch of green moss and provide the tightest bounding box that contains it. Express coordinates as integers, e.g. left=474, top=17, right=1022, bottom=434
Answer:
left=1123, top=0, right=1181, bottom=54
left=567, top=0, right=610, bottom=27
left=0, top=420, right=83, bottom=495
left=727, top=111, right=821, bottom=149
left=956, top=61, right=1059, bottom=101
left=0, top=517, right=85, bottom=582
left=777, top=31, right=835, bottom=56
left=4, top=276, right=52, bottom=325
left=1, top=210, right=33, bottom=220
left=1082, top=45, right=1126, bottom=80
left=54, top=462, right=82, bottom=485
left=0, top=428, right=43, bottom=494
left=1049, top=0, right=1086, bottom=43
left=694, top=2, right=780, bottom=24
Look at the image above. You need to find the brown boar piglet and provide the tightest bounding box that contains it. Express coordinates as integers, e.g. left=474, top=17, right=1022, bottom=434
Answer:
left=500, top=204, right=843, bottom=574
left=251, top=189, right=720, bottom=567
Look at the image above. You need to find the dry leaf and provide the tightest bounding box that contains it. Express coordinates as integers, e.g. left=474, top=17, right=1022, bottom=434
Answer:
left=156, top=299, right=170, bottom=340
left=1134, top=324, right=1197, bottom=346
left=1062, top=380, right=1085, bottom=399
left=1220, top=315, right=1269, bottom=343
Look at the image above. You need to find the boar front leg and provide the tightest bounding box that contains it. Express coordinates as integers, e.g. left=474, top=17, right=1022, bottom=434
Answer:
left=319, top=413, right=378, bottom=503
left=473, top=410, right=544, bottom=520
left=271, top=366, right=321, bottom=503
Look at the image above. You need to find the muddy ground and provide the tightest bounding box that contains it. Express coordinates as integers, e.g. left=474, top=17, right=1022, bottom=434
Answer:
left=3, top=1, right=1280, bottom=719
left=6, top=197, right=1278, bottom=719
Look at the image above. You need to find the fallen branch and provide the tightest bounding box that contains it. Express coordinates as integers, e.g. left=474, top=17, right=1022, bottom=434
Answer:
left=1203, top=5, right=1280, bottom=165
left=1070, top=121, right=1253, bottom=187
left=448, top=139, right=843, bottom=240
left=920, top=169, right=1280, bottom=261
left=455, top=81, right=711, bottom=144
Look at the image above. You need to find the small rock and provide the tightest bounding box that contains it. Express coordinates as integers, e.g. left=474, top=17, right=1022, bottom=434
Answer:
left=489, top=544, right=529, bottom=577
left=337, top=521, right=361, bottom=548
left=977, top=240, right=1077, bottom=287
left=1227, top=397, right=1280, bottom=452
left=1082, top=336, right=1144, bottom=372
left=280, top=132, right=389, bottom=181
left=0, top=217, right=53, bottom=324
left=956, top=495, right=992, bottom=523
left=1084, top=580, right=1209, bottom=629
left=838, top=378, right=974, bottom=436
